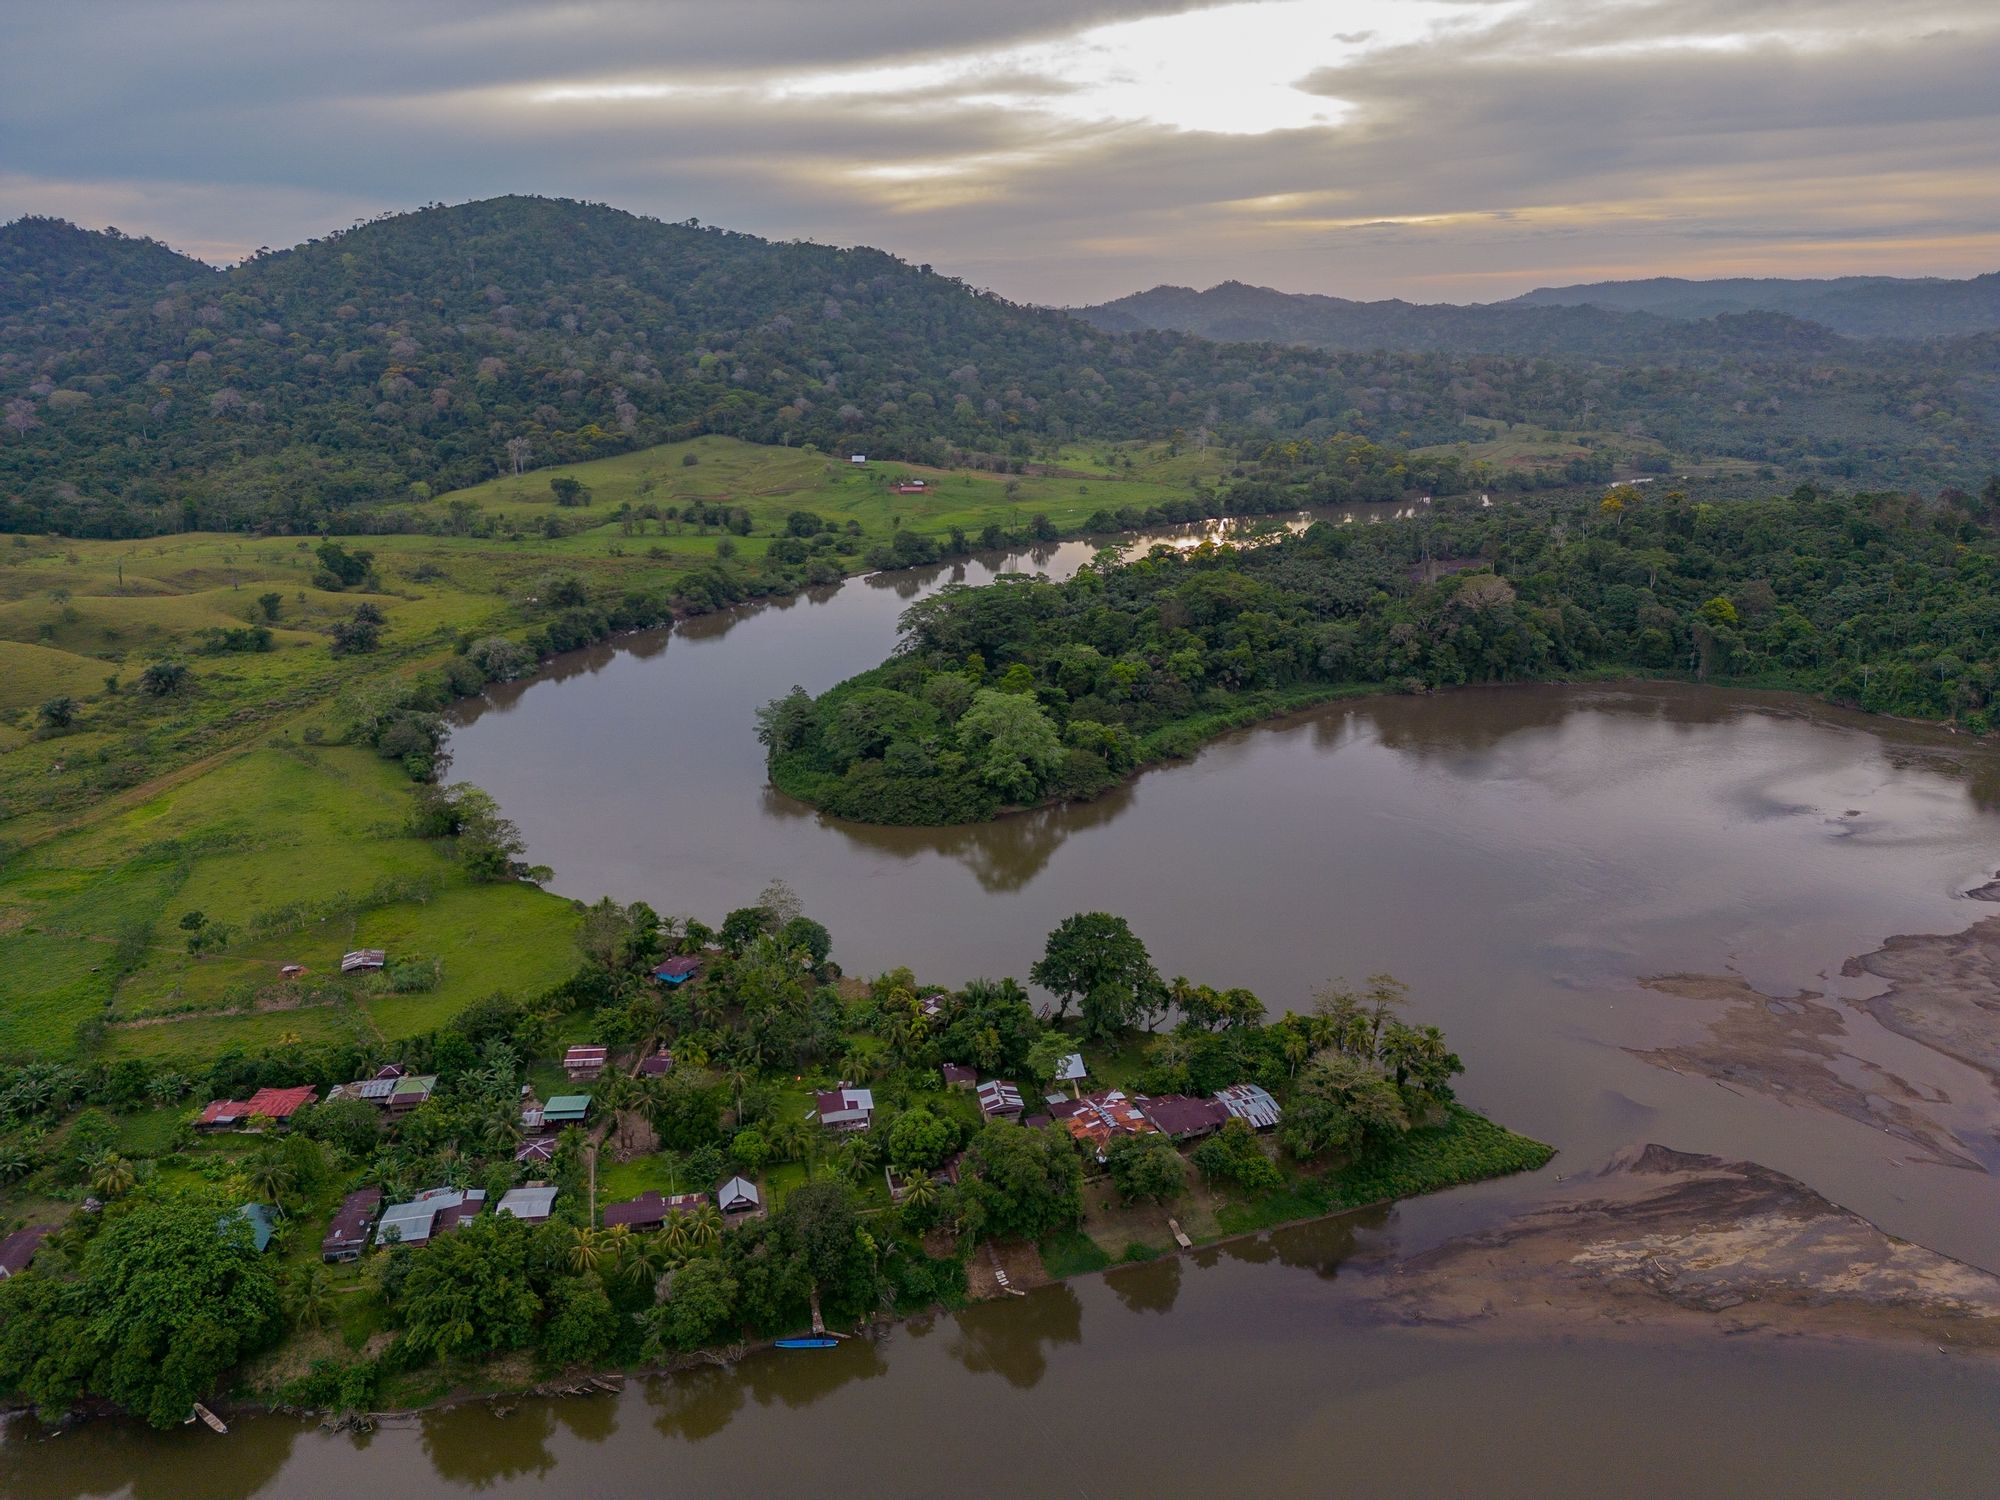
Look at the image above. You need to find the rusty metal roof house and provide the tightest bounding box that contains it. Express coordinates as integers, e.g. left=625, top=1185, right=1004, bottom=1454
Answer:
left=941, top=1063, right=977, bottom=1090
left=1214, top=1083, right=1282, bottom=1131
left=197, top=1084, right=318, bottom=1130
left=601, top=1191, right=704, bottom=1230
left=322, top=1188, right=383, bottom=1263
left=1057, top=1090, right=1158, bottom=1160
left=637, top=1046, right=675, bottom=1077
left=563, top=1045, right=609, bottom=1080
left=1138, top=1094, right=1229, bottom=1140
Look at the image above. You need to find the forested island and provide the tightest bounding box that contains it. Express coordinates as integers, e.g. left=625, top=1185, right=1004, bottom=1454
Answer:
left=764, top=479, right=2000, bottom=825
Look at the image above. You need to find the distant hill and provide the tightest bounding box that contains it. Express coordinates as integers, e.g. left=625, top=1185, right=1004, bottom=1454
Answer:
left=0, top=216, right=215, bottom=320
left=3, top=198, right=1996, bottom=536
left=1073, top=279, right=1852, bottom=359
left=1505, top=272, right=2000, bottom=338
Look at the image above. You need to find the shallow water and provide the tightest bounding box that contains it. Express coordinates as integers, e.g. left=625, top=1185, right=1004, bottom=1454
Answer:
left=16, top=523, right=2000, bottom=1494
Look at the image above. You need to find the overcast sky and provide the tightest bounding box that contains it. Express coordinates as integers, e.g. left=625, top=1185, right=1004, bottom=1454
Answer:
left=3, top=0, right=1997, bottom=304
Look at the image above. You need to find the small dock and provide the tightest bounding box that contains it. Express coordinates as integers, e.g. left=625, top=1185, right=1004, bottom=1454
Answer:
left=1167, top=1218, right=1193, bottom=1250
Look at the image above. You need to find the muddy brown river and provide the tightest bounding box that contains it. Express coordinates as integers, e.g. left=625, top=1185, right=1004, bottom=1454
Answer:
left=15, top=525, right=2000, bottom=1495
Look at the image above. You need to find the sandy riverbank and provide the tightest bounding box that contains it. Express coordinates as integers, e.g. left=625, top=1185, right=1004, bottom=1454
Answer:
left=1363, top=1143, right=2000, bottom=1352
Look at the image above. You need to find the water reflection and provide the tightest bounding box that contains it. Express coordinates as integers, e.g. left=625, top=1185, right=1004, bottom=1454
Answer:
left=0, top=1413, right=294, bottom=1500
left=1106, top=1255, right=1182, bottom=1316
left=945, top=1282, right=1084, bottom=1388
left=420, top=1402, right=559, bottom=1489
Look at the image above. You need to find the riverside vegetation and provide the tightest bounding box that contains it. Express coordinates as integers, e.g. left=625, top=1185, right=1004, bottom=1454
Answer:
left=764, top=479, right=2000, bottom=825
left=0, top=888, right=1550, bottom=1428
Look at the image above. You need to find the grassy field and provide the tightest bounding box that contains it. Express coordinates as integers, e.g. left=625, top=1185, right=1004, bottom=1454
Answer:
left=1411, top=417, right=1761, bottom=480
left=0, top=436, right=1219, bottom=1066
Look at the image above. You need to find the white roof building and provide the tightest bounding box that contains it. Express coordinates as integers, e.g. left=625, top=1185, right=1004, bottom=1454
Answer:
left=1214, top=1083, right=1282, bottom=1131
left=496, top=1186, right=558, bottom=1223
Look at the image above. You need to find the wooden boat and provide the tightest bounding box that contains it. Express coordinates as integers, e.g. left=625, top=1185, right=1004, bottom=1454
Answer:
left=773, top=1337, right=838, bottom=1349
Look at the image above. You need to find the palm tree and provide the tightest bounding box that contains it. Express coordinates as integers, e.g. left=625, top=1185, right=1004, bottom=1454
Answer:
left=0, top=1143, right=34, bottom=1183
left=619, top=1230, right=672, bottom=1293
left=721, top=1063, right=751, bottom=1122
left=88, top=1151, right=136, bottom=1198
left=246, top=1151, right=297, bottom=1210
left=569, top=1225, right=610, bottom=1274
left=685, top=1202, right=724, bottom=1253
left=660, top=1216, right=694, bottom=1262
left=288, top=1264, right=336, bottom=1331
left=901, top=1174, right=940, bottom=1214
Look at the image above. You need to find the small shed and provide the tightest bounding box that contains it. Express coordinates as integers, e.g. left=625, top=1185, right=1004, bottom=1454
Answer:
left=716, top=1176, right=762, bottom=1214
left=1055, top=1053, right=1088, bottom=1084
left=497, top=1186, right=558, bottom=1224
left=890, top=480, right=929, bottom=494
left=341, top=949, right=387, bottom=974
left=224, top=1202, right=277, bottom=1254
left=0, top=1226, right=51, bottom=1279
left=849, top=453, right=868, bottom=464
left=941, top=1063, right=977, bottom=1090
left=976, top=1079, right=1024, bottom=1122
left=652, top=957, right=702, bottom=985
left=638, top=1046, right=675, bottom=1077
left=279, top=963, right=308, bottom=978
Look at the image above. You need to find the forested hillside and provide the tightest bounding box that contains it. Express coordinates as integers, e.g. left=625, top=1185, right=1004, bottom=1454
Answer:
left=1507, top=272, right=2000, bottom=338
left=765, top=482, right=2000, bottom=824
left=3, top=197, right=1998, bottom=539
left=1076, top=279, right=1855, bottom=358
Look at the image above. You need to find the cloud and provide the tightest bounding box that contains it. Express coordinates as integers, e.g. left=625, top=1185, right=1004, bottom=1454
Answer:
left=2, top=0, right=1996, bottom=302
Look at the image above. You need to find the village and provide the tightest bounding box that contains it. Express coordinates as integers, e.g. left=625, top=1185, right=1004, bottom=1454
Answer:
left=0, top=899, right=1537, bottom=1425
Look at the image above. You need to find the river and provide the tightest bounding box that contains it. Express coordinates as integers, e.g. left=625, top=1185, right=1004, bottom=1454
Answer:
left=16, top=520, right=2000, bottom=1495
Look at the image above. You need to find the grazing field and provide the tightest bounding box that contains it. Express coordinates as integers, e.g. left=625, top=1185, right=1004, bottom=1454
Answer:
left=0, top=436, right=1216, bottom=1065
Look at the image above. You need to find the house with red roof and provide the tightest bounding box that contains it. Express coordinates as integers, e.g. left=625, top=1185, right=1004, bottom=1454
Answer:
left=196, top=1084, right=318, bottom=1131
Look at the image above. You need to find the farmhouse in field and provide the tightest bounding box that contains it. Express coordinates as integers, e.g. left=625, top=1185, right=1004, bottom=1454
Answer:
left=563, top=1045, right=609, bottom=1081
left=340, top=949, right=387, bottom=974
left=197, top=1084, right=318, bottom=1131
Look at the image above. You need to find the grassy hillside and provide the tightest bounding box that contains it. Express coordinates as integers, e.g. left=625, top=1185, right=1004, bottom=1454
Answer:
left=0, top=435, right=1218, bottom=1064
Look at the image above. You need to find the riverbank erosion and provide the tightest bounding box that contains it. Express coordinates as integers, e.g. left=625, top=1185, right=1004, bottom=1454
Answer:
left=1366, top=1144, right=2000, bottom=1352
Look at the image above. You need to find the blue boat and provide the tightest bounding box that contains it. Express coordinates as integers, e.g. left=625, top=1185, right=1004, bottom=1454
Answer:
left=774, top=1337, right=838, bottom=1350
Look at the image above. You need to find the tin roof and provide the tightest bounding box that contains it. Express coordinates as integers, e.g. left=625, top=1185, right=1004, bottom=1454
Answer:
left=717, top=1175, right=761, bottom=1210
left=377, top=1187, right=485, bottom=1245
left=1215, top=1083, right=1282, bottom=1130
left=516, top=1133, right=558, bottom=1164
left=543, top=1094, right=592, bottom=1121
left=602, top=1190, right=704, bottom=1228
left=1138, top=1094, right=1229, bottom=1138
left=497, top=1186, right=558, bottom=1221
left=1055, top=1053, right=1087, bottom=1081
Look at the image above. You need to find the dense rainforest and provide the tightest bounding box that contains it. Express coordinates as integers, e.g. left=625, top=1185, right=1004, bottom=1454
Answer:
left=763, top=480, right=2000, bottom=825
left=4, top=197, right=1998, bottom=538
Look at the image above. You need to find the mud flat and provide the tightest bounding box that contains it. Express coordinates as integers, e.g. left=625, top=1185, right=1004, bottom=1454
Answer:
left=1842, top=911, right=2000, bottom=1084
left=1367, top=1144, right=2000, bottom=1351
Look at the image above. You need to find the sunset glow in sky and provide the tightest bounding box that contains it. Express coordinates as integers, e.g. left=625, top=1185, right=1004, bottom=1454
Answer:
left=3, top=0, right=1997, bottom=302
